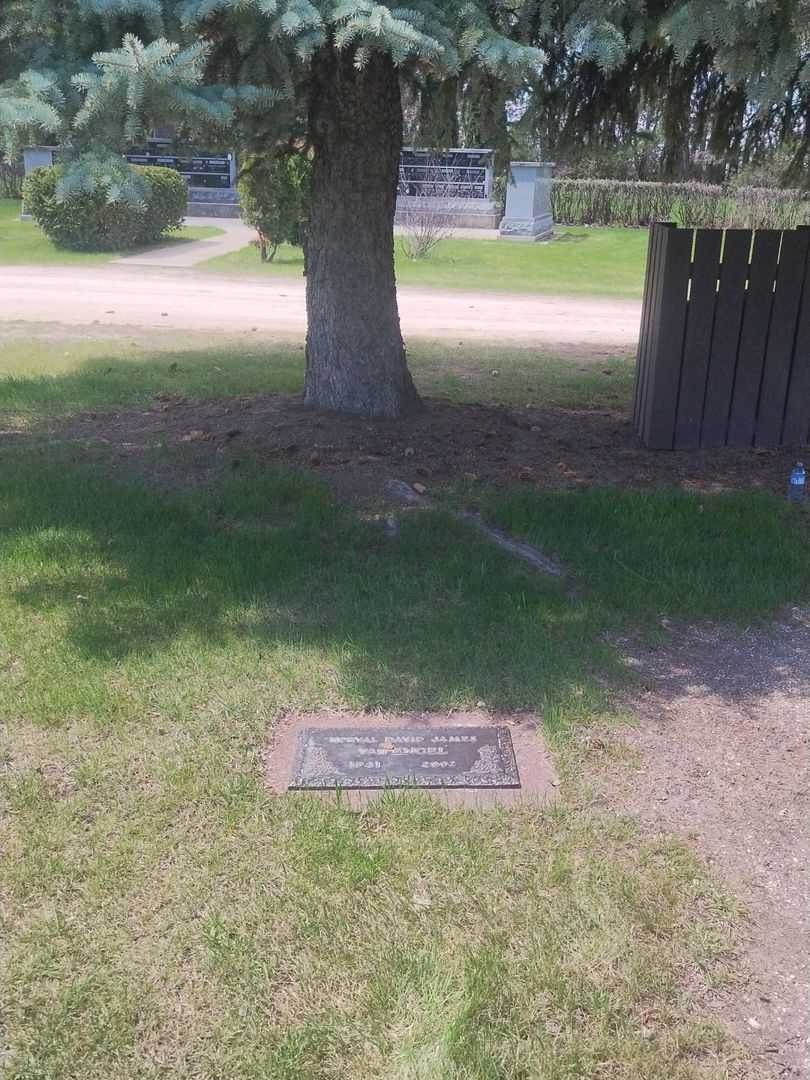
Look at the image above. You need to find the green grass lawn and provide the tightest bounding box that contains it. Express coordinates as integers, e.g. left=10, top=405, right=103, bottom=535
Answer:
left=201, top=226, right=649, bottom=298
left=3, top=447, right=806, bottom=1079
left=0, top=198, right=223, bottom=265
left=2, top=331, right=808, bottom=1079
left=1, top=194, right=647, bottom=298
left=0, top=333, right=634, bottom=421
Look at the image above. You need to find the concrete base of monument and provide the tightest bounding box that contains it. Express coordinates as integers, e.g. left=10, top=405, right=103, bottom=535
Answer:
left=263, top=709, right=558, bottom=809
left=499, top=213, right=554, bottom=242
left=395, top=195, right=501, bottom=230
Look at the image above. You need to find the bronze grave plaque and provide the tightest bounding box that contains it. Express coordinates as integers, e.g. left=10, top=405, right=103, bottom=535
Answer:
left=289, top=726, right=520, bottom=790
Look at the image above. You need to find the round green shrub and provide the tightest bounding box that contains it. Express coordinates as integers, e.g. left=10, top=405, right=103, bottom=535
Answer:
left=23, top=164, right=187, bottom=251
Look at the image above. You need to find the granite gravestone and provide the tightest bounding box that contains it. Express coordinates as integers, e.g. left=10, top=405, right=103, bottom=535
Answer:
left=289, top=726, right=520, bottom=791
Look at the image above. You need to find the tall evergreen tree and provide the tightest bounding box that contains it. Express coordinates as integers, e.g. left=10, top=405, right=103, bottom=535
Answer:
left=0, top=1, right=548, bottom=417
left=1, top=1, right=807, bottom=415
left=516, top=0, right=809, bottom=181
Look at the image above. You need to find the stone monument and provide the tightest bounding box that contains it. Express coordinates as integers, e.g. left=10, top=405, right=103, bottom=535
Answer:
left=22, top=146, right=57, bottom=175
left=396, top=148, right=500, bottom=230
left=499, top=161, right=554, bottom=241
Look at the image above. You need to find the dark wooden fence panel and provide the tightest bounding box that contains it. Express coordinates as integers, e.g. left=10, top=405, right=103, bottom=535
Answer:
left=674, top=229, right=721, bottom=449
left=700, top=229, right=751, bottom=448
left=643, top=227, right=692, bottom=449
left=756, top=229, right=810, bottom=447
left=634, top=223, right=810, bottom=449
left=727, top=230, right=781, bottom=448
left=782, top=250, right=810, bottom=446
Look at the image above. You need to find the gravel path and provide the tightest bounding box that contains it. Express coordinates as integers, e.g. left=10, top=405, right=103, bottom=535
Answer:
left=0, top=264, right=641, bottom=347
left=594, top=612, right=810, bottom=1078
left=114, top=217, right=254, bottom=268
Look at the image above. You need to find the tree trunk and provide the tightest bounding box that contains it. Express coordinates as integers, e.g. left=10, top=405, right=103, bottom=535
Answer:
left=305, top=43, right=421, bottom=418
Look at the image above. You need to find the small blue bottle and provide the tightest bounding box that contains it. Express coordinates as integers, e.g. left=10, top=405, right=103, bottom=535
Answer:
left=788, top=462, right=806, bottom=503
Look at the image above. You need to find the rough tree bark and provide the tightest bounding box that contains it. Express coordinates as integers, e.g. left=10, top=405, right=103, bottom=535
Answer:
left=304, top=43, right=421, bottom=418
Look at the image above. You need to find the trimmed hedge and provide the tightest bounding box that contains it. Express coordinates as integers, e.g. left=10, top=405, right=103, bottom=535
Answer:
left=23, top=164, right=187, bottom=251
left=552, top=178, right=810, bottom=230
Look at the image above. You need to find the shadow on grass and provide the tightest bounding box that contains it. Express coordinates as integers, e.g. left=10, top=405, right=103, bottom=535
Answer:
left=118, top=227, right=224, bottom=254
left=0, top=447, right=612, bottom=726
left=0, top=337, right=634, bottom=421
left=486, top=486, right=810, bottom=624
left=0, top=342, right=306, bottom=419
left=1, top=445, right=808, bottom=732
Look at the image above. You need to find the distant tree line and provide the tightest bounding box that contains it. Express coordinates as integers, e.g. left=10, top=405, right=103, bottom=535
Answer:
left=405, top=4, right=810, bottom=188
left=1, top=0, right=807, bottom=417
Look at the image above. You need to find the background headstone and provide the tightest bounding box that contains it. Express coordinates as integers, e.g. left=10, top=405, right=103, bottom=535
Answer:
left=499, top=161, right=554, bottom=241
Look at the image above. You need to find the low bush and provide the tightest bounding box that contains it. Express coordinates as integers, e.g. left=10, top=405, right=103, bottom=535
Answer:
left=398, top=208, right=452, bottom=259
left=23, top=164, right=187, bottom=251
left=238, top=153, right=311, bottom=262
left=0, top=160, right=23, bottom=198
left=552, top=178, right=810, bottom=229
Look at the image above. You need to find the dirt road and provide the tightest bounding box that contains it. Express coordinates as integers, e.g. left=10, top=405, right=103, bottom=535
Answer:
left=0, top=265, right=641, bottom=348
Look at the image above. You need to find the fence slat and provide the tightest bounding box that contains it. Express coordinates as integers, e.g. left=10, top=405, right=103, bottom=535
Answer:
left=633, top=224, right=659, bottom=431
left=782, top=245, right=810, bottom=447
left=674, top=229, right=722, bottom=448
left=700, top=230, right=751, bottom=448
left=639, top=224, right=670, bottom=443
left=643, top=226, right=692, bottom=448
left=635, top=224, right=667, bottom=438
left=727, top=230, right=781, bottom=448
left=755, top=230, right=810, bottom=446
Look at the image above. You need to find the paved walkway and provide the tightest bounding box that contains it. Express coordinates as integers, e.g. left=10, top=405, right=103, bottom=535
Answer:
left=1, top=264, right=641, bottom=348
left=115, top=218, right=505, bottom=271
left=114, top=217, right=255, bottom=269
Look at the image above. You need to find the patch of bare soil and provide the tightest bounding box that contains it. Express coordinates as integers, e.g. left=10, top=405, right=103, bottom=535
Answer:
left=49, top=392, right=804, bottom=502
left=590, top=611, right=810, bottom=1079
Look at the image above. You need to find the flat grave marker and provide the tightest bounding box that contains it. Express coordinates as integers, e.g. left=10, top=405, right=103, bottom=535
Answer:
left=289, top=725, right=520, bottom=791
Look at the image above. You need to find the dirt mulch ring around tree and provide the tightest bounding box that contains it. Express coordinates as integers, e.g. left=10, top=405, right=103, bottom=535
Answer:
left=38, top=391, right=804, bottom=503
left=587, top=612, right=810, bottom=1079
